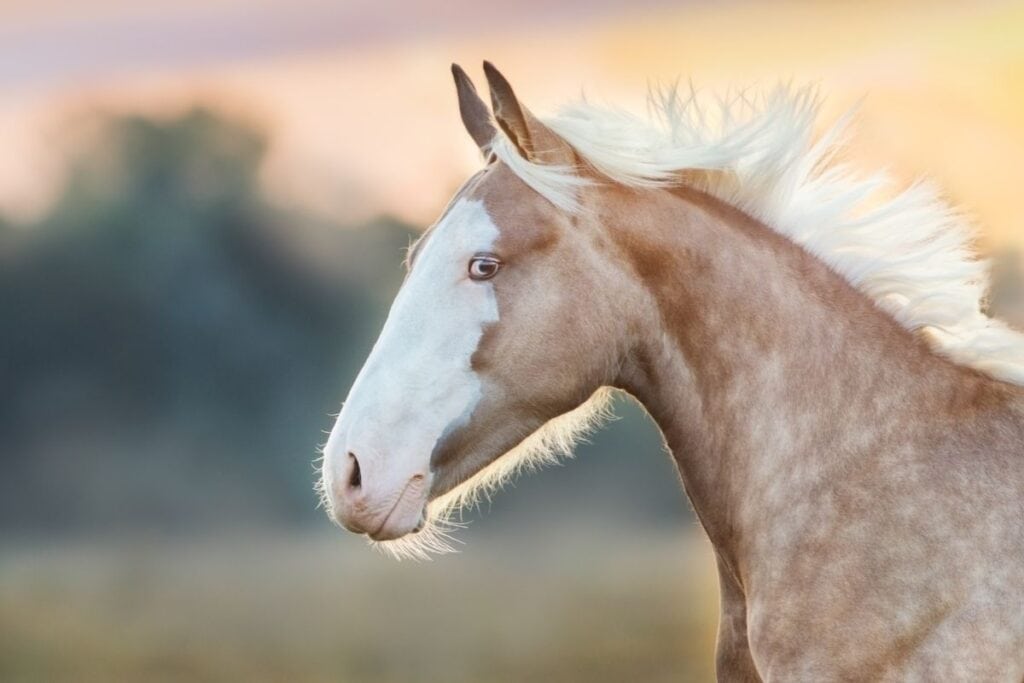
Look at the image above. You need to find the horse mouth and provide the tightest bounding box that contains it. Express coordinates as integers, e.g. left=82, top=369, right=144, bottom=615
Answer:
left=366, top=482, right=429, bottom=542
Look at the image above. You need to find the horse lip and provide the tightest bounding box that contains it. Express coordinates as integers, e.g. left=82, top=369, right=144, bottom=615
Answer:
left=368, top=476, right=425, bottom=541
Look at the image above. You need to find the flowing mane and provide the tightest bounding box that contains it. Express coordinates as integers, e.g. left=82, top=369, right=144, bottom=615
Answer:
left=489, top=83, right=1024, bottom=386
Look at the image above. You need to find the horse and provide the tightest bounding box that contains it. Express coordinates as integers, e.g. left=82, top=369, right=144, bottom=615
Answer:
left=318, top=62, right=1024, bottom=680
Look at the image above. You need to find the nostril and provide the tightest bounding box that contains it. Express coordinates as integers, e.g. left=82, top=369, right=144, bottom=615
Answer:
left=347, top=452, right=362, bottom=490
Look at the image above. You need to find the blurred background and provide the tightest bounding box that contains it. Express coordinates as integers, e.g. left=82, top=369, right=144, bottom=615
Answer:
left=2, top=1, right=1023, bottom=681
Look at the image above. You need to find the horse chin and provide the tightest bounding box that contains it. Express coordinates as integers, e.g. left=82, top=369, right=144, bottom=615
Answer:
left=367, top=515, right=424, bottom=541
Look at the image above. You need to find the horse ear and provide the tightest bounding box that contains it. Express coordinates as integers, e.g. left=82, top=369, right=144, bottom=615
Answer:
left=482, top=61, right=574, bottom=166
left=451, top=63, right=497, bottom=152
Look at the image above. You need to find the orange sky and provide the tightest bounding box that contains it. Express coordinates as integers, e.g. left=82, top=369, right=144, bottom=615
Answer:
left=1, top=0, right=1023, bottom=254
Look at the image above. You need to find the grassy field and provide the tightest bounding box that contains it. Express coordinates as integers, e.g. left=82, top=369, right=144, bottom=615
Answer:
left=0, top=526, right=720, bottom=682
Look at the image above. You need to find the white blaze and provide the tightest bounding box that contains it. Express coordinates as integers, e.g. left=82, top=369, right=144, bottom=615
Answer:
left=322, top=198, right=499, bottom=503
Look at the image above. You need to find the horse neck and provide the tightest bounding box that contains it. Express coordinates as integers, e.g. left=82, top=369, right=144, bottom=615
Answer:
left=603, top=184, right=988, bottom=582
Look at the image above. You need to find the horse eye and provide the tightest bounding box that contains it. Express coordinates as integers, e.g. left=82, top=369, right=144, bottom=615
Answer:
left=468, top=256, right=501, bottom=281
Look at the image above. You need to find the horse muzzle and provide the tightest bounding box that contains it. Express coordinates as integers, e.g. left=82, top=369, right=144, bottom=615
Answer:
left=325, top=450, right=430, bottom=541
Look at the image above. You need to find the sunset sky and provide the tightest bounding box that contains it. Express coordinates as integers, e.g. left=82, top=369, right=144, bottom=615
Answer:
left=2, top=0, right=1023, bottom=252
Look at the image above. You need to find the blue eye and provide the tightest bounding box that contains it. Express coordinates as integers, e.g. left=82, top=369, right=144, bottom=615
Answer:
left=468, top=256, right=502, bottom=281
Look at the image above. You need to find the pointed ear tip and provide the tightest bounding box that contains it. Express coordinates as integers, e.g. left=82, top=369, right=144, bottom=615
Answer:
left=451, top=62, right=463, bottom=76
left=483, top=62, right=514, bottom=99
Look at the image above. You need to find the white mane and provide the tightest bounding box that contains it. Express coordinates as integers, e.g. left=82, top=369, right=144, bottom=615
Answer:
left=490, top=83, right=1024, bottom=386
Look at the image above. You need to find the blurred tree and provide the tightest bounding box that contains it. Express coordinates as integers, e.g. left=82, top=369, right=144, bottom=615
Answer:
left=0, top=108, right=416, bottom=533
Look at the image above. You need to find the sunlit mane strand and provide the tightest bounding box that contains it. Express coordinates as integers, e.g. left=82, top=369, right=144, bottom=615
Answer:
left=489, top=82, right=1024, bottom=386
